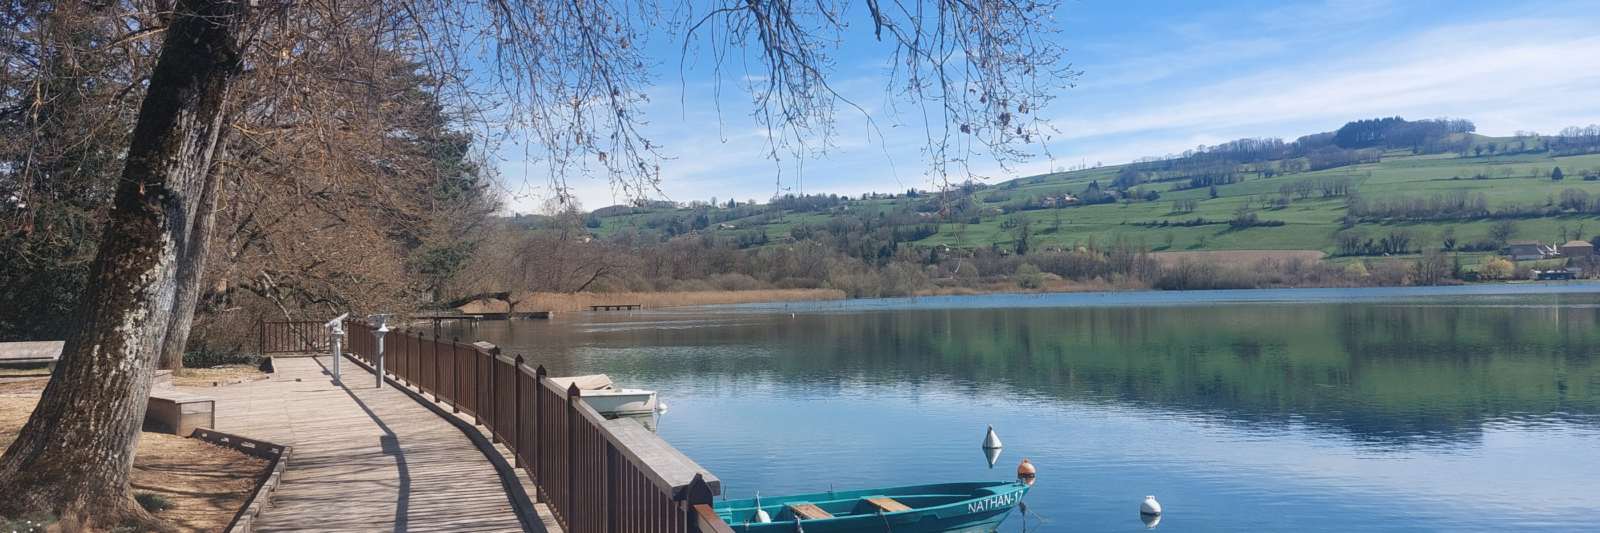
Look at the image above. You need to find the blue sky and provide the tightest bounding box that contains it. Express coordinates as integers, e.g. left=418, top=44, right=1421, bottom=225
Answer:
left=498, top=0, right=1600, bottom=213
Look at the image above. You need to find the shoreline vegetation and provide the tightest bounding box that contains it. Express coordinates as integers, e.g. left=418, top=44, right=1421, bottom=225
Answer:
left=458, top=288, right=850, bottom=314
left=447, top=248, right=1571, bottom=315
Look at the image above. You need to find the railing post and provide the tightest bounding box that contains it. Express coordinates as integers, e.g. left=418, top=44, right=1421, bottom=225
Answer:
left=534, top=364, right=546, bottom=502
left=487, top=348, right=499, bottom=439
left=686, top=474, right=728, bottom=533
left=401, top=330, right=408, bottom=383
left=452, top=338, right=462, bottom=414
left=513, top=355, right=524, bottom=468
left=258, top=319, right=265, bottom=358
left=607, top=442, right=620, bottom=533
left=566, top=382, right=581, bottom=530
left=432, top=334, right=442, bottom=402
left=472, top=344, right=482, bottom=425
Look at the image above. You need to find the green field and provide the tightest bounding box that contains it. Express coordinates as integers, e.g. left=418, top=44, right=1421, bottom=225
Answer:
left=590, top=133, right=1600, bottom=259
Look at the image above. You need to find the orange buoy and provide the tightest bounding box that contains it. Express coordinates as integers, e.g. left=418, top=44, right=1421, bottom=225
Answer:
left=1017, top=459, right=1036, bottom=478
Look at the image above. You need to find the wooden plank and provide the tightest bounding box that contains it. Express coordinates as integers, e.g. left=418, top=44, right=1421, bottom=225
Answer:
left=788, top=504, right=832, bottom=520
left=0, top=341, right=64, bottom=363
left=198, top=356, right=552, bottom=533
left=865, top=497, right=912, bottom=512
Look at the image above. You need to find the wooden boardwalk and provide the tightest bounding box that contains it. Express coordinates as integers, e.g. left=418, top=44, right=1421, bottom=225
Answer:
left=200, top=356, right=560, bottom=532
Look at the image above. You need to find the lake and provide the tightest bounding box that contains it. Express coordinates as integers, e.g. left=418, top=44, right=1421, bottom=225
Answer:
left=439, top=284, right=1600, bottom=532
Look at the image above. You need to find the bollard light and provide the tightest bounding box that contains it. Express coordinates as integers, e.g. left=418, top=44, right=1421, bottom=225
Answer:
left=326, top=313, right=348, bottom=383
left=370, top=314, right=392, bottom=388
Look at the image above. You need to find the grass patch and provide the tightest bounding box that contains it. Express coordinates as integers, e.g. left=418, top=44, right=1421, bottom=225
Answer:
left=182, top=345, right=259, bottom=369
left=0, top=514, right=56, bottom=533
left=134, top=492, right=174, bottom=515
left=0, top=364, right=52, bottom=377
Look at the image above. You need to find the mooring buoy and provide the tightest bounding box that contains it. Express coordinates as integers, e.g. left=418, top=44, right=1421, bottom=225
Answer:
left=1140, top=495, right=1162, bottom=516
left=982, top=425, right=1002, bottom=449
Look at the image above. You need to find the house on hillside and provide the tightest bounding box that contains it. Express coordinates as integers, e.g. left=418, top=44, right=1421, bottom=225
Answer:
left=1507, top=240, right=1555, bottom=260
left=1560, top=240, right=1594, bottom=257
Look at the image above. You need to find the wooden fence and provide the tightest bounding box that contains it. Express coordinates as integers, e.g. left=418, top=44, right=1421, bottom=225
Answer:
left=341, top=320, right=734, bottom=533
left=258, top=321, right=328, bottom=355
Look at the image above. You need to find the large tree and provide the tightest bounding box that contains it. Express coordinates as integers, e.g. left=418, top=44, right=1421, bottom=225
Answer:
left=1, top=0, right=1075, bottom=527
left=0, top=0, right=247, bottom=527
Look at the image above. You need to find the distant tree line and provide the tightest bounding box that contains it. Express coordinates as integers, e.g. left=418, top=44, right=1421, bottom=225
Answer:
left=1332, top=116, right=1474, bottom=152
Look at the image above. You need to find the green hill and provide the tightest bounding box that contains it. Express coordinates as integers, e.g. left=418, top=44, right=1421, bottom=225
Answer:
left=586, top=126, right=1600, bottom=264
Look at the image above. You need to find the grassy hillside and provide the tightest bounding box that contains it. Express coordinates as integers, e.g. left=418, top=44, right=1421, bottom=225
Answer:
left=589, top=132, right=1600, bottom=260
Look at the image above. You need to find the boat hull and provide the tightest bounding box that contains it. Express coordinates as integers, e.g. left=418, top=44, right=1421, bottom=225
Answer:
left=578, top=388, right=657, bottom=417
left=715, top=481, right=1028, bottom=533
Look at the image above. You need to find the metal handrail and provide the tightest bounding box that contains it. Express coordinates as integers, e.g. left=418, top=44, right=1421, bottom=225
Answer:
left=340, top=319, right=729, bottom=532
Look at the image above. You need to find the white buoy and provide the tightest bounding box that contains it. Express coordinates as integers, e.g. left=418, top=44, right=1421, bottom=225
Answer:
left=755, top=491, right=771, bottom=523
left=1140, top=495, right=1162, bottom=516
left=982, top=425, right=1003, bottom=449
left=655, top=400, right=668, bottom=413
left=983, top=446, right=1001, bottom=468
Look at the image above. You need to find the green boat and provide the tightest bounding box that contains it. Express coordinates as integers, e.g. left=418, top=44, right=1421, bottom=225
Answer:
left=713, top=481, right=1030, bottom=533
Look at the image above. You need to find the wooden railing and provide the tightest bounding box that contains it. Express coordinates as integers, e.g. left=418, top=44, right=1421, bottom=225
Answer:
left=342, top=320, right=731, bottom=533
left=258, top=321, right=328, bottom=355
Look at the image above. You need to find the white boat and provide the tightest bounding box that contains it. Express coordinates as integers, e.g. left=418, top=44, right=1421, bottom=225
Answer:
left=548, top=374, right=659, bottom=417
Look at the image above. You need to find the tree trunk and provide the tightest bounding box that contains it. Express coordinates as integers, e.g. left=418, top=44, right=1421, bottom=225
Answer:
left=157, top=141, right=228, bottom=372
left=0, top=0, right=247, bottom=528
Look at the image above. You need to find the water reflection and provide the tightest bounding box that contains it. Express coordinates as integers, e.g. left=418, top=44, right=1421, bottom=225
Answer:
left=441, top=287, right=1600, bottom=531
left=450, top=291, right=1600, bottom=448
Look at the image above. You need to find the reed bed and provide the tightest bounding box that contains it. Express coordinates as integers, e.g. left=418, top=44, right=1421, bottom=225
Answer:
left=458, top=289, right=846, bottom=314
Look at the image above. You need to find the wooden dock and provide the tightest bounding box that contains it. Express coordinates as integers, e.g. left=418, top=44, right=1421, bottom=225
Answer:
left=589, top=304, right=641, bottom=311
left=415, top=314, right=482, bottom=327
left=202, top=356, right=561, bottom=532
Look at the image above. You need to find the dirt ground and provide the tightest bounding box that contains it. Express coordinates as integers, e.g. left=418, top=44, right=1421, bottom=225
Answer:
left=0, top=374, right=269, bottom=533
left=1147, top=249, right=1326, bottom=268
left=171, top=365, right=266, bottom=387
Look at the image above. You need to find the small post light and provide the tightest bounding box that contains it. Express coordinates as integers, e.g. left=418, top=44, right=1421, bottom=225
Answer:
left=325, top=313, right=348, bottom=383
left=370, top=314, right=392, bottom=388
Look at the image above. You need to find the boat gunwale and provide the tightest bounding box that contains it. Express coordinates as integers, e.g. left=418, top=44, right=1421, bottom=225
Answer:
left=713, top=480, right=1028, bottom=525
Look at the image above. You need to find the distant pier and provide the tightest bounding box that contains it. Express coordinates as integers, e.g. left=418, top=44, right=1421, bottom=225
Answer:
left=590, top=304, right=642, bottom=311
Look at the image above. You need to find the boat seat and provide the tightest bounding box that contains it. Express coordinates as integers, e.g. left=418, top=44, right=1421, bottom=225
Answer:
left=865, top=497, right=913, bottom=513
left=788, top=504, right=833, bottom=520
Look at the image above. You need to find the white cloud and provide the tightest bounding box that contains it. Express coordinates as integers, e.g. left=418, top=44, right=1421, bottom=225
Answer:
left=1056, top=18, right=1600, bottom=146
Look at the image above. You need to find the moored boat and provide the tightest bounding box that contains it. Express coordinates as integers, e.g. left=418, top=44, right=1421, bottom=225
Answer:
left=549, top=374, right=659, bottom=417
left=714, top=481, right=1029, bottom=533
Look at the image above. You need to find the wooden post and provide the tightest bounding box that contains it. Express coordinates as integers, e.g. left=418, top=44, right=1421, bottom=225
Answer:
left=606, top=442, right=620, bottom=533
left=513, top=355, right=524, bottom=468
left=472, top=344, right=482, bottom=426
left=534, top=364, right=546, bottom=501
left=488, top=347, right=500, bottom=443
left=687, top=474, right=733, bottom=533
left=566, top=381, right=580, bottom=528
left=432, top=334, right=442, bottom=402
left=452, top=338, right=462, bottom=414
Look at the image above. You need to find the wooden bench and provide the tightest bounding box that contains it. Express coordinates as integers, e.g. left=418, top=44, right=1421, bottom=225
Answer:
left=788, top=504, right=833, bottom=520
left=0, top=341, right=64, bottom=372
left=865, top=497, right=913, bottom=513
left=145, top=390, right=216, bottom=437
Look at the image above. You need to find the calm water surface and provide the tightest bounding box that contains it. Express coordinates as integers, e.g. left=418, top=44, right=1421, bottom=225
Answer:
left=442, top=285, right=1600, bottom=532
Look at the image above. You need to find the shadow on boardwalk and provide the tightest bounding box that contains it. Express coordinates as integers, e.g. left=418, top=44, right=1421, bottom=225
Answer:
left=198, top=355, right=556, bottom=532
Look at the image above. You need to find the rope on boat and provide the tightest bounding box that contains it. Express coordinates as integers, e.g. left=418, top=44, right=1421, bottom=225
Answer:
left=1019, top=499, right=1050, bottom=523
left=878, top=508, right=893, bottom=532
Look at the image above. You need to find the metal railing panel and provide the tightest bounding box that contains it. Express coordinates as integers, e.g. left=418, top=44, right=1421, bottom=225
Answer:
left=335, top=318, right=728, bottom=532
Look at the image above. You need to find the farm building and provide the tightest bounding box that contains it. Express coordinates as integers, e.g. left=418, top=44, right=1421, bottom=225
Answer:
left=1560, top=240, right=1594, bottom=257
left=1507, top=240, right=1555, bottom=260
